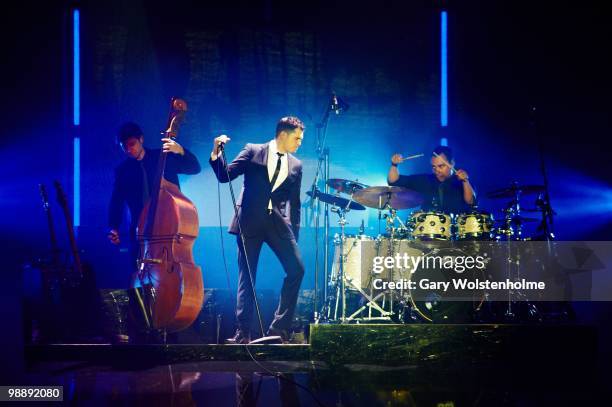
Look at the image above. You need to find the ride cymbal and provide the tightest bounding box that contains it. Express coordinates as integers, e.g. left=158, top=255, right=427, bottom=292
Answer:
left=306, top=190, right=366, bottom=210
left=326, top=178, right=368, bottom=194
left=353, top=186, right=423, bottom=210
left=487, top=183, right=545, bottom=199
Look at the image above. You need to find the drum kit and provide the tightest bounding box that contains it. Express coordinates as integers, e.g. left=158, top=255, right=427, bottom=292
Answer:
left=310, top=178, right=550, bottom=323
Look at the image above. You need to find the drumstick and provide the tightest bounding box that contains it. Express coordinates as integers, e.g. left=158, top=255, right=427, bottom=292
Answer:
left=399, top=153, right=424, bottom=162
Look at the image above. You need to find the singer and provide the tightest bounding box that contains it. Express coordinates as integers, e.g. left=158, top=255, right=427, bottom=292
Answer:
left=209, top=116, right=306, bottom=344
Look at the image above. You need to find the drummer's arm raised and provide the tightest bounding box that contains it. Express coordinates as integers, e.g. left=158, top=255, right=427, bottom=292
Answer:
left=387, top=154, right=403, bottom=184
left=463, top=181, right=476, bottom=205
left=456, top=169, right=476, bottom=205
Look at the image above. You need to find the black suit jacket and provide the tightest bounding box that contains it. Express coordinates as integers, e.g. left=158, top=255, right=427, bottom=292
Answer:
left=209, top=142, right=302, bottom=241
left=109, top=148, right=201, bottom=233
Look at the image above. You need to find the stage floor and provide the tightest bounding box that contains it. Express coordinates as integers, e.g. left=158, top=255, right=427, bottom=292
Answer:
left=22, top=324, right=611, bottom=405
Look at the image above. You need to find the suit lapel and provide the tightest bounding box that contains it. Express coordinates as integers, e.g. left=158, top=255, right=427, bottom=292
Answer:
left=286, top=153, right=293, bottom=179
left=260, top=142, right=270, bottom=166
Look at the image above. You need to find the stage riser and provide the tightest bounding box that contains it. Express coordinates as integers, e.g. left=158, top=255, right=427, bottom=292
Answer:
left=26, top=324, right=595, bottom=375
left=309, top=324, right=597, bottom=369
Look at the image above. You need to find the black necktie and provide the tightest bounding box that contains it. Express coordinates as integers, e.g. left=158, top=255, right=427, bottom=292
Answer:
left=270, top=152, right=284, bottom=188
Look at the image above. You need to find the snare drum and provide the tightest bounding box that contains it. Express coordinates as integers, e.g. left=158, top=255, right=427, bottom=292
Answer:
left=455, top=211, right=494, bottom=240
left=408, top=211, right=453, bottom=240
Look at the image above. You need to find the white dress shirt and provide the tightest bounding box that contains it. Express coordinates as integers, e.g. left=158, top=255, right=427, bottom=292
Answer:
left=267, top=139, right=288, bottom=210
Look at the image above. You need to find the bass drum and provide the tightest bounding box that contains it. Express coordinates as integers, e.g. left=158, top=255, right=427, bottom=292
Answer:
left=405, top=246, right=486, bottom=323
left=330, top=234, right=376, bottom=291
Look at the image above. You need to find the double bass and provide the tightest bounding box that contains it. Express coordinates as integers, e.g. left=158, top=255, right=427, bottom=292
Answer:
left=136, top=98, right=204, bottom=332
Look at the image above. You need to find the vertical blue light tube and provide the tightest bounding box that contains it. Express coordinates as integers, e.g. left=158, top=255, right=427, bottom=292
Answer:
left=74, top=138, right=80, bottom=227
left=441, top=10, right=448, bottom=127
left=73, top=9, right=80, bottom=126
left=73, top=9, right=80, bottom=227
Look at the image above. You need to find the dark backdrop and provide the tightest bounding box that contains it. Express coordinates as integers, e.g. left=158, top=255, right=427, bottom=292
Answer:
left=2, top=0, right=611, bottom=380
left=3, top=0, right=610, bottom=289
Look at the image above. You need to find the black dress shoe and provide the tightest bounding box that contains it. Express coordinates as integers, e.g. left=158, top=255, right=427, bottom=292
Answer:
left=266, top=327, right=289, bottom=343
left=224, top=330, right=250, bottom=344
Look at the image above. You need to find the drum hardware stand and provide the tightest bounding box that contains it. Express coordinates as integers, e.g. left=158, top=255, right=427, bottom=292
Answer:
left=320, top=183, right=365, bottom=322
left=499, top=188, right=533, bottom=321
left=347, top=292, right=392, bottom=322
left=335, top=205, right=348, bottom=322
left=326, top=204, right=394, bottom=323
left=383, top=206, right=408, bottom=235
left=361, top=204, right=413, bottom=322
left=310, top=146, right=330, bottom=325
left=311, top=94, right=347, bottom=324
left=318, top=204, right=345, bottom=322
left=532, top=105, right=556, bottom=242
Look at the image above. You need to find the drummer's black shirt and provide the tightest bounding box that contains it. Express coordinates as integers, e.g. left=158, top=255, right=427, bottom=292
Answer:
left=388, top=173, right=471, bottom=214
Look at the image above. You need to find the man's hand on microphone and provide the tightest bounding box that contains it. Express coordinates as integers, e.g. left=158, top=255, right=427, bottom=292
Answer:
left=211, top=134, right=231, bottom=161
left=107, top=229, right=120, bottom=245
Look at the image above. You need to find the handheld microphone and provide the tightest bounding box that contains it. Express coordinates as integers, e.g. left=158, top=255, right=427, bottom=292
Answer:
left=330, top=93, right=340, bottom=114
left=331, top=93, right=349, bottom=115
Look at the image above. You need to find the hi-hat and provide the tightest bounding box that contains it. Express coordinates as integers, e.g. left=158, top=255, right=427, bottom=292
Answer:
left=353, top=186, right=423, bottom=210
left=487, top=183, right=545, bottom=199
left=510, top=215, right=539, bottom=223
left=306, top=190, right=365, bottom=210
left=326, top=178, right=368, bottom=194
left=495, top=215, right=539, bottom=224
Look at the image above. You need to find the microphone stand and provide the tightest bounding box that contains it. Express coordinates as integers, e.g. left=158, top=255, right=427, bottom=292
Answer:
left=217, top=143, right=268, bottom=340
left=310, top=97, right=335, bottom=323
left=532, top=106, right=555, bottom=242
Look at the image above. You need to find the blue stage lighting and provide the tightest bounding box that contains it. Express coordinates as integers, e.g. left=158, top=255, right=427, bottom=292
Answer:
left=441, top=11, right=448, bottom=127
left=73, top=9, right=79, bottom=126
left=74, top=137, right=80, bottom=227
left=73, top=9, right=80, bottom=227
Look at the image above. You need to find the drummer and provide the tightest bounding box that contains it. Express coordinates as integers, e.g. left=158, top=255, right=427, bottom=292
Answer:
left=387, top=146, right=475, bottom=213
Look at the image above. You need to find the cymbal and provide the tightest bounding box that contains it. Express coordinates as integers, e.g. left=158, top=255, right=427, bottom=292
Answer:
left=520, top=208, right=541, bottom=212
left=353, top=186, right=423, bottom=210
left=306, top=190, right=366, bottom=210
left=495, top=215, right=540, bottom=224
left=487, top=184, right=545, bottom=199
left=326, top=178, right=368, bottom=194
left=511, top=215, right=539, bottom=223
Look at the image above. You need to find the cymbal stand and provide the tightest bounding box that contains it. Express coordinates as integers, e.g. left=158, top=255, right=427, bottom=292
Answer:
left=325, top=204, right=350, bottom=322
left=500, top=192, right=516, bottom=319
left=359, top=203, right=407, bottom=322
left=500, top=188, right=529, bottom=320
left=384, top=206, right=408, bottom=235
left=311, top=97, right=336, bottom=324
left=350, top=208, right=395, bottom=322
left=342, top=185, right=360, bottom=212
left=326, top=204, right=392, bottom=323
left=532, top=105, right=555, bottom=242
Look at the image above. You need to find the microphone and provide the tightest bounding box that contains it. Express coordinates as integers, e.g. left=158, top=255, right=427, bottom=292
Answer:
left=330, top=93, right=340, bottom=114
left=217, top=139, right=226, bottom=152
left=330, top=93, right=349, bottom=115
